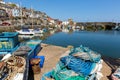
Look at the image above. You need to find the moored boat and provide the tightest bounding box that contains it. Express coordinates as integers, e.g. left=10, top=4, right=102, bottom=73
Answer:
left=33, top=28, right=44, bottom=34
left=16, top=28, right=35, bottom=35
left=0, top=32, right=42, bottom=80
left=111, top=67, right=120, bottom=80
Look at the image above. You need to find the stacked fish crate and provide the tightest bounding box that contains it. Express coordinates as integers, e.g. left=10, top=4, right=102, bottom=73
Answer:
left=0, top=32, right=19, bottom=55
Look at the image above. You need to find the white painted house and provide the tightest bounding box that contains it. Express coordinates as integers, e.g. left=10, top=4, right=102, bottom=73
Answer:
left=12, top=8, right=20, bottom=17
left=62, top=21, right=69, bottom=26
left=0, top=0, right=5, bottom=4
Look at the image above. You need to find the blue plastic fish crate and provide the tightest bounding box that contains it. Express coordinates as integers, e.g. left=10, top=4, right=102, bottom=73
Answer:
left=34, top=56, right=45, bottom=68
left=0, top=32, right=19, bottom=52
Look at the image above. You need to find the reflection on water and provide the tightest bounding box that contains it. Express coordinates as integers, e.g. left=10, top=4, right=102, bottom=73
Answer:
left=19, top=29, right=120, bottom=58
left=19, top=30, right=54, bottom=42
left=19, top=35, right=34, bottom=39
left=42, top=30, right=120, bottom=58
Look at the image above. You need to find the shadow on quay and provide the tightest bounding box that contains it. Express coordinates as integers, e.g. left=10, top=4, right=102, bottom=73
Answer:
left=28, top=68, right=34, bottom=80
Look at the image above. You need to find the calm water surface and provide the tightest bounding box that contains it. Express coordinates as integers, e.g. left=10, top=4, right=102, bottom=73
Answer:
left=42, top=31, right=120, bottom=58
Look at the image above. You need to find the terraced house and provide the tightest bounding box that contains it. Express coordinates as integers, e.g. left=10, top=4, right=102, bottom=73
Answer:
left=0, top=9, right=8, bottom=20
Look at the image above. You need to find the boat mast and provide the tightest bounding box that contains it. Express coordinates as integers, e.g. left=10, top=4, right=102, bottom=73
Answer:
left=31, top=6, right=33, bottom=29
left=20, top=2, right=23, bottom=27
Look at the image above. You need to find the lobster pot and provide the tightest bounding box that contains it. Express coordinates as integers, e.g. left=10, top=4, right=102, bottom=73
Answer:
left=0, top=32, right=19, bottom=52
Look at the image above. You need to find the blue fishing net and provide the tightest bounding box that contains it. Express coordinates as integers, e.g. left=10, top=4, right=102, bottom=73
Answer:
left=69, top=45, right=101, bottom=63
left=60, top=55, right=96, bottom=77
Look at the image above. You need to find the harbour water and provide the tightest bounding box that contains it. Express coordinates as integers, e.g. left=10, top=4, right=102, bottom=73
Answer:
left=42, top=30, right=120, bottom=58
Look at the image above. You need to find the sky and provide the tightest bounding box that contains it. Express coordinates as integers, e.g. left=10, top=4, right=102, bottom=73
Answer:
left=4, top=0, right=120, bottom=22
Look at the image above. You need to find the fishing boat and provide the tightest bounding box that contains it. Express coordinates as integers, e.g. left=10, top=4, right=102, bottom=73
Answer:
left=113, top=23, right=120, bottom=31
left=16, top=28, right=44, bottom=36
left=111, top=67, right=120, bottom=80
left=32, top=28, right=44, bottom=34
left=0, top=32, right=42, bottom=80
left=62, top=28, right=69, bottom=33
left=16, top=28, right=35, bottom=35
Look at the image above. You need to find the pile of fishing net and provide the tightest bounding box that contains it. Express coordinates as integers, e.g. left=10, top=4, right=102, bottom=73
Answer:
left=41, top=45, right=103, bottom=80
left=0, top=54, right=26, bottom=80
left=13, top=46, right=31, bottom=56
left=111, top=67, right=120, bottom=80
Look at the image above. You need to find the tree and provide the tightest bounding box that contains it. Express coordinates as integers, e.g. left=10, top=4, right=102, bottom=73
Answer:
left=10, top=4, right=17, bottom=8
left=68, top=18, right=74, bottom=26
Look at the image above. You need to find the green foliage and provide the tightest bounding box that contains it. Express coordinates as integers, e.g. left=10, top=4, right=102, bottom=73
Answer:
left=68, top=29, right=73, bottom=34
left=10, top=4, right=17, bottom=8
left=0, top=26, right=15, bottom=32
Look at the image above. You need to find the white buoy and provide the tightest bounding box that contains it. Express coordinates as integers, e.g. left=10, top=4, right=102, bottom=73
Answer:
left=1, top=53, right=12, bottom=61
